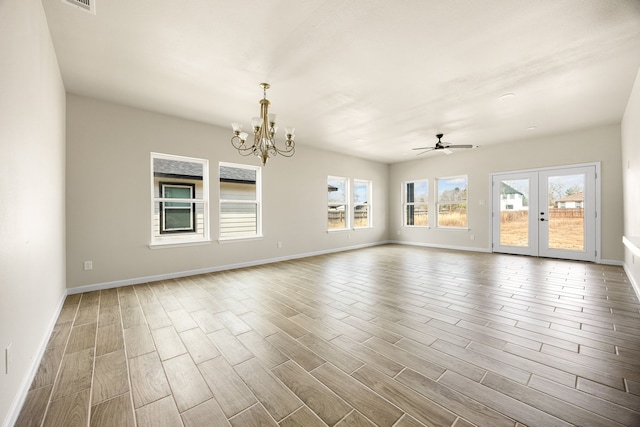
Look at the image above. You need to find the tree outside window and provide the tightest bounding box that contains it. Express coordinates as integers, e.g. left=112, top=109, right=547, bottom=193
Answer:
left=437, top=176, right=468, bottom=228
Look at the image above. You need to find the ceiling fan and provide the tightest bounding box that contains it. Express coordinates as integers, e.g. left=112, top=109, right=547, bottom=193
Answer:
left=413, top=133, right=474, bottom=155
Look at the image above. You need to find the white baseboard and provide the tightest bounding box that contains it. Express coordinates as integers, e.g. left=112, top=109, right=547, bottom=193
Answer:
left=3, top=292, right=67, bottom=427
left=600, top=258, right=624, bottom=266
left=388, top=240, right=492, bottom=253
left=67, top=241, right=392, bottom=295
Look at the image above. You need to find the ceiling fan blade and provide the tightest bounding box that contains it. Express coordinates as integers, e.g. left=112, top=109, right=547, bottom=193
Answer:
left=412, top=147, right=432, bottom=150
left=446, top=144, right=474, bottom=149
left=415, top=148, right=435, bottom=155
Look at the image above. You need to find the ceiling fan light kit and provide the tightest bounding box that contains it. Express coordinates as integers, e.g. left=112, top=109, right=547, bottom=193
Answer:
left=413, top=133, right=475, bottom=155
left=231, top=83, right=296, bottom=166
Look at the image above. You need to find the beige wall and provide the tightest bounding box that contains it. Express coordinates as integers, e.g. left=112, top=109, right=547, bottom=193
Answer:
left=622, top=67, right=640, bottom=287
left=0, top=0, right=67, bottom=425
left=389, top=124, right=624, bottom=263
left=65, top=94, right=389, bottom=289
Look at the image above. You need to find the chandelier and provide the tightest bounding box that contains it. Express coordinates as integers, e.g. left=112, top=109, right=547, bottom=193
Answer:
left=231, top=83, right=296, bottom=165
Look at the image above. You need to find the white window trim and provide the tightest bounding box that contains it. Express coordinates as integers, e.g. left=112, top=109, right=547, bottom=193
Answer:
left=353, top=179, right=372, bottom=229
left=219, top=161, right=263, bottom=241
left=436, top=175, right=469, bottom=229
left=150, top=152, right=210, bottom=248
left=402, top=179, right=429, bottom=228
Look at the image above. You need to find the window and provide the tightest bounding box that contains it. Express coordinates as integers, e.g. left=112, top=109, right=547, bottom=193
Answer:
left=160, top=183, right=195, bottom=233
left=436, top=176, right=468, bottom=228
left=403, top=180, right=428, bottom=226
left=354, top=179, right=372, bottom=228
left=219, top=162, right=261, bottom=240
left=328, top=176, right=349, bottom=230
left=151, top=153, right=209, bottom=246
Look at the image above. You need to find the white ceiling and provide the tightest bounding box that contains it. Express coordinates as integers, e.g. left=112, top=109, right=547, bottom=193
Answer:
left=42, top=0, right=640, bottom=164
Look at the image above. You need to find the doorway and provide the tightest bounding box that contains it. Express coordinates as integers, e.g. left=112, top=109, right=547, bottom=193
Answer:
left=491, top=164, right=598, bottom=262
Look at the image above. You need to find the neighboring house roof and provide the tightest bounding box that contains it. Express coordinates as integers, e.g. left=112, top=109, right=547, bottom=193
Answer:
left=556, top=192, right=584, bottom=203
left=220, top=166, right=256, bottom=184
left=154, top=158, right=203, bottom=180
left=500, top=182, right=524, bottom=196
left=328, top=185, right=338, bottom=192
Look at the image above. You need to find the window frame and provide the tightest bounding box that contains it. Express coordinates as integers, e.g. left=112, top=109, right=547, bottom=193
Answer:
left=402, top=179, right=429, bottom=227
left=159, top=182, right=196, bottom=234
left=436, top=175, right=468, bottom=229
left=328, top=175, right=350, bottom=231
left=219, top=162, right=262, bottom=241
left=353, top=179, right=372, bottom=229
left=150, top=152, right=210, bottom=247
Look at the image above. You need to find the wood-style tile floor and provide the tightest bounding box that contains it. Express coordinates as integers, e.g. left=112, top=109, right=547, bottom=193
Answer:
left=15, top=244, right=640, bottom=426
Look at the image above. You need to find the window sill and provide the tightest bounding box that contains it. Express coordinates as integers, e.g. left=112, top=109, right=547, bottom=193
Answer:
left=623, top=236, right=640, bottom=257
left=149, top=239, right=212, bottom=249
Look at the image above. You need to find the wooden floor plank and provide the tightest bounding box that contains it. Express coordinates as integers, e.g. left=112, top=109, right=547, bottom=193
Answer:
left=92, top=349, right=129, bottom=405
left=272, top=360, right=352, bottom=426
left=162, top=353, right=213, bottom=413
left=128, top=351, right=171, bottom=409
left=352, top=364, right=458, bottom=426
left=480, top=371, right=626, bottom=427
left=439, top=370, right=572, bottom=427
left=135, top=395, right=182, bottom=427
left=51, top=348, right=94, bottom=400
left=14, top=385, right=52, bottom=427
left=198, top=356, right=257, bottom=418
left=43, top=389, right=90, bottom=427
left=181, top=398, right=230, bottom=427
left=233, top=357, right=302, bottom=422
left=312, top=363, right=404, bottom=427
left=90, top=393, right=135, bottom=427
left=396, top=367, right=515, bottom=427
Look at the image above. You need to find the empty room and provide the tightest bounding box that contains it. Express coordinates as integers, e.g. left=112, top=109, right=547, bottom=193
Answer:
left=3, top=1, right=640, bottom=426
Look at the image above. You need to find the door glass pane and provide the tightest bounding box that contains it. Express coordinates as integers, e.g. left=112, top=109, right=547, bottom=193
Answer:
left=547, top=174, right=584, bottom=251
left=499, top=179, right=529, bottom=247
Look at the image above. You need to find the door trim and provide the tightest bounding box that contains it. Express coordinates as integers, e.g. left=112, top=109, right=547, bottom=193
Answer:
left=489, top=162, right=601, bottom=263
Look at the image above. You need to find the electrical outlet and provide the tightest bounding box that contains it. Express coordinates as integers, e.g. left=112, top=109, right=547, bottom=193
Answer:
left=83, top=260, right=93, bottom=271
left=470, top=234, right=475, bottom=240
left=5, top=343, right=12, bottom=375
left=277, top=241, right=282, bottom=248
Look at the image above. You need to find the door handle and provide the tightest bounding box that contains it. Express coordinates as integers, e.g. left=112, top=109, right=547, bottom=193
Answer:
left=540, top=218, right=546, bottom=222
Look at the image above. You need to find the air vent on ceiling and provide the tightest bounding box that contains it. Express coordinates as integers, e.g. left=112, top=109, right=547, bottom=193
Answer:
left=63, top=0, right=96, bottom=15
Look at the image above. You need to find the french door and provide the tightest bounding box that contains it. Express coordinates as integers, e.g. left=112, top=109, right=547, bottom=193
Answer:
left=491, top=165, right=597, bottom=262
